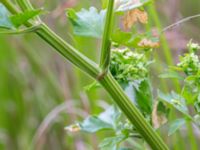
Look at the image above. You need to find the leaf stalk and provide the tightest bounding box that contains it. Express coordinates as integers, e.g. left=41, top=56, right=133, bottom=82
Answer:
left=99, top=0, right=115, bottom=74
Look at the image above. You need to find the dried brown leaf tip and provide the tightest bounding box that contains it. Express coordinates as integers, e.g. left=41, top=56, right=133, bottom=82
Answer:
left=123, top=9, right=148, bottom=30
left=138, top=38, right=160, bottom=48
left=152, top=101, right=168, bottom=129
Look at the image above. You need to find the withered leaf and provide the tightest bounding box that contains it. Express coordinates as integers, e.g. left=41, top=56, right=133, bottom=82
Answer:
left=123, top=9, right=148, bottom=30
left=152, top=101, right=168, bottom=129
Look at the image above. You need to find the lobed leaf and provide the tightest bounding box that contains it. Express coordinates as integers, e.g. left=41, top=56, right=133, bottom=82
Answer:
left=124, top=82, right=137, bottom=105
left=99, top=135, right=127, bottom=150
left=124, top=79, right=153, bottom=116
left=66, top=105, right=122, bottom=133
left=79, top=116, right=113, bottom=133
left=134, top=79, right=153, bottom=115
left=66, top=7, right=106, bottom=38
left=99, top=105, right=121, bottom=127
left=158, top=90, right=192, bottom=119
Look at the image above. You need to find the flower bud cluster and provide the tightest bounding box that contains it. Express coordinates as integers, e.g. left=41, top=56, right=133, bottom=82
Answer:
left=110, top=48, right=149, bottom=82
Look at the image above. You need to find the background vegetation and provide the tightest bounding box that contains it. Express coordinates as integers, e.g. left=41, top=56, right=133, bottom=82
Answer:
left=0, top=0, right=200, bottom=149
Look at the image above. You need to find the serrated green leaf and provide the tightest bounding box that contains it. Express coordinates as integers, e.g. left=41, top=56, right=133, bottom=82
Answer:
left=168, top=118, right=186, bottom=136
left=99, top=135, right=127, bottom=150
left=66, top=105, right=121, bottom=133
left=124, top=82, right=137, bottom=104
left=134, top=79, right=153, bottom=115
left=124, top=79, right=152, bottom=115
left=79, top=116, right=113, bottom=133
left=158, top=90, right=192, bottom=119
left=10, top=9, right=42, bottom=28
left=115, top=0, right=151, bottom=12
left=67, top=7, right=106, bottom=38
left=99, top=105, right=121, bottom=127
left=0, top=3, right=13, bottom=29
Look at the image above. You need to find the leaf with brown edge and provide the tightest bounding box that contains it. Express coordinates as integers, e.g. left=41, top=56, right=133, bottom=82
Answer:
left=152, top=101, right=168, bottom=129
left=122, top=9, right=148, bottom=30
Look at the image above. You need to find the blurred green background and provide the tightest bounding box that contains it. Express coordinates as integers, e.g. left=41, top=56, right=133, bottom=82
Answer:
left=0, top=0, right=200, bottom=150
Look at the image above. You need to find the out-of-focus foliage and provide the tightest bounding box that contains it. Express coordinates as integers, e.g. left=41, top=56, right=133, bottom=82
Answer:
left=159, top=41, right=200, bottom=136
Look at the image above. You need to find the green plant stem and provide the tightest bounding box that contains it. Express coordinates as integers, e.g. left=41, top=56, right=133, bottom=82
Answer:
left=0, top=0, right=18, bottom=14
left=0, top=1, right=170, bottom=149
left=37, top=24, right=169, bottom=150
left=36, top=24, right=101, bottom=79
left=37, top=23, right=168, bottom=150
left=100, top=72, right=169, bottom=150
left=16, top=0, right=33, bottom=10
left=99, top=0, right=114, bottom=72
left=2, top=0, right=100, bottom=78
left=16, top=0, right=41, bottom=21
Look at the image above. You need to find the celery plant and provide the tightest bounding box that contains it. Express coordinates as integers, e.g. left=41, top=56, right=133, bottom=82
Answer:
left=0, top=0, right=171, bottom=149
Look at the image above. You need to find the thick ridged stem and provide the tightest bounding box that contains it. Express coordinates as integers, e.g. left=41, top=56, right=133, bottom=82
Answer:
left=99, top=0, right=114, bottom=72
left=100, top=72, right=169, bottom=150
left=36, top=24, right=101, bottom=79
